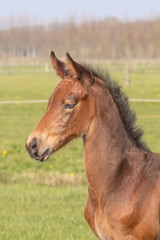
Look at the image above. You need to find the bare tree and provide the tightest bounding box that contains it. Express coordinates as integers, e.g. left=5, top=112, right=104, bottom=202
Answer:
left=0, top=16, right=160, bottom=60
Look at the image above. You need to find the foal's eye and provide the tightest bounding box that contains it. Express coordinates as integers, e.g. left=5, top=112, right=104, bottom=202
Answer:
left=64, top=103, right=76, bottom=109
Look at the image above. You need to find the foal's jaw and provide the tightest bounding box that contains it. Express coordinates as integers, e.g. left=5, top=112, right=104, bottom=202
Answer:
left=26, top=134, right=76, bottom=162
left=26, top=128, right=77, bottom=162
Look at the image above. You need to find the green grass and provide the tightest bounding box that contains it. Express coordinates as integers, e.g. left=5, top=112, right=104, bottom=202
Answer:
left=0, top=65, right=160, bottom=239
left=0, top=72, right=59, bottom=101
left=0, top=183, right=96, bottom=240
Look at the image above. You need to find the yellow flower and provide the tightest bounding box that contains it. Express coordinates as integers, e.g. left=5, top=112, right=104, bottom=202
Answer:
left=49, top=164, right=53, bottom=169
left=147, top=134, right=152, bottom=138
left=154, top=88, right=159, bottom=91
left=2, top=150, right=7, bottom=157
left=157, top=94, right=160, bottom=97
left=70, top=173, right=74, bottom=177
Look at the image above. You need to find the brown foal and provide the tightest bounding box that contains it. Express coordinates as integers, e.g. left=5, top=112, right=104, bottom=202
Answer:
left=26, top=52, right=160, bottom=240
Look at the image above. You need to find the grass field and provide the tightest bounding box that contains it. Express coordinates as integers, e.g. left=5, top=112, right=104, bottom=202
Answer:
left=0, top=183, right=96, bottom=240
left=0, top=64, right=160, bottom=239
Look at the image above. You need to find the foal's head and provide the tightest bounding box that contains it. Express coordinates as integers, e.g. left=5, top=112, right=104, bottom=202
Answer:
left=26, top=52, right=96, bottom=161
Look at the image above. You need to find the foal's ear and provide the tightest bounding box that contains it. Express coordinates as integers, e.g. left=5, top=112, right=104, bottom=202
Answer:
left=50, top=51, right=65, bottom=78
left=66, top=52, right=94, bottom=87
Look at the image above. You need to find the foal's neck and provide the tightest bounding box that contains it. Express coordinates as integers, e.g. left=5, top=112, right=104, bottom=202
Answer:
left=83, top=82, right=137, bottom=196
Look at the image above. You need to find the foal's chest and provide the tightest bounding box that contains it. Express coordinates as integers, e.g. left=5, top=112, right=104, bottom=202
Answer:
left=94, top=210, right=136, bottom=240
left=95, top=219, right=109, bottom=240
left=94, top=210, right=114, bottom=240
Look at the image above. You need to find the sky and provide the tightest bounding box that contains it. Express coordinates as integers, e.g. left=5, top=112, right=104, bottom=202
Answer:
left=0, top=0, right=160, bottom=26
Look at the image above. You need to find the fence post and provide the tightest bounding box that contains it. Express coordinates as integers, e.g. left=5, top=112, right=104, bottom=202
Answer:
left=44, top=63, right=49, bottom=73
left=133, top=61, right=137, bottom=72
left=125, top=63, right=130, bottom=87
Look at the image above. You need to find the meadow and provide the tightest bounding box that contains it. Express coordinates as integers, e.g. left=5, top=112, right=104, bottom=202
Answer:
left=0, top=63, right=160, bottom=239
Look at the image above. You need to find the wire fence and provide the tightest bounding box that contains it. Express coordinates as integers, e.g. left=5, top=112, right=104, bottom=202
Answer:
left=1, top=99, right=160, bottom=105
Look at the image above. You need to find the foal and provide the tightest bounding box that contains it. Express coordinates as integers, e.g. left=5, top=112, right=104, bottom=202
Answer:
left=26, top=52, right=160, bottom=240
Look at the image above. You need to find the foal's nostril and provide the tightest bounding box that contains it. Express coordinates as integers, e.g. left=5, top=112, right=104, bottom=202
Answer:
left=30, top=138, right=38, bottom=155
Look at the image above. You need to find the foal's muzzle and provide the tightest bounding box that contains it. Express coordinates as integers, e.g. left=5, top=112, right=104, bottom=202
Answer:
left=26, top=137, right=50, bottom=162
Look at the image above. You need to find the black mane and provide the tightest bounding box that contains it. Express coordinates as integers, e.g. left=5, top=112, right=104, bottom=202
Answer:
left=84, top=64, right=149, bottom=151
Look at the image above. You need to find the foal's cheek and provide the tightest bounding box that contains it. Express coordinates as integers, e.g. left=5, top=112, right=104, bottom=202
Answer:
left=61, top=110, right=74, bottom=126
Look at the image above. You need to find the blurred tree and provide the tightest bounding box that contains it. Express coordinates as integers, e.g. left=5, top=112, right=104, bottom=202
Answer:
left=0, top=17, right=160, bottom=60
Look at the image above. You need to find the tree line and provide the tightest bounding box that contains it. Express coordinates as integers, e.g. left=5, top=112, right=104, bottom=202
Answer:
left=0, top=17, right=160, bottom=60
